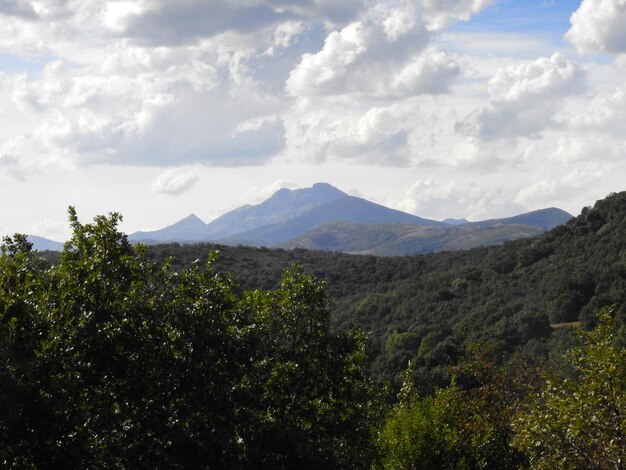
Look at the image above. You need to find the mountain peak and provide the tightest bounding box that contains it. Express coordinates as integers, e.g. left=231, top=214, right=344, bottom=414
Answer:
left=181, top=213, right=205, bottom=224
left=267, top=183, right=347, bottom=202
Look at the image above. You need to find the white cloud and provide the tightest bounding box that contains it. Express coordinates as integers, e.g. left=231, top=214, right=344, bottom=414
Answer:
left=286, top=4, right=460, bottom=98
left=460, top=53, right=586, bottom=140
left=550, top=134, right=626, bottom=163
left=0, top=153, right=26, bottom=179
left=281, top=95, right=460, bottom=166
left=241, top=179, right=300, bottom=204
left=566, top=0, right=626, bottom=54
left=397, top=178, right=523, bottom=220
left=29, top=218, right=68, bottom=241
left=152, top=169, right=199, bottom=196
left=513, top=166, right=601, bottom=208
left=566, top=86, right=626, bottom=138
left=416, top=0, right=494, bottom=31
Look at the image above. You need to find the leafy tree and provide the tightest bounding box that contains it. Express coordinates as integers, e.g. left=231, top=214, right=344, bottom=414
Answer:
left=376, top=345, right=531, bottom=470
left=0, top=209, right=378, bottom=468
left=513, top=307, right=626, bottom=469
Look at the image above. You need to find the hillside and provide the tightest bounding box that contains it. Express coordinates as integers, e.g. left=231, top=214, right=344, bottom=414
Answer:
left=146, top=190, right=626, bottom=389
left=226, top=195, right=445, bottom=245
left=27, top=235, right=64, bottom=251
left=203, top=182, right=349, bottom=239
left=281, top=221, right=544, bottom=255
left=471, top=207, right=573, bottom=230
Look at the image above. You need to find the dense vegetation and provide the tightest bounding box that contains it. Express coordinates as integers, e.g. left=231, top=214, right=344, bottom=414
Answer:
left=0, top=210, right=379, bottom=468
left=4, top=190, right=626, bottom=468
left=146, top=191, right=626, bottom=390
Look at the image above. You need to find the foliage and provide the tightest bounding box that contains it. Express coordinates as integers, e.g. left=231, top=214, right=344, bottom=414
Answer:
left=375, top=346, right=531, bottom=470
left=513, top=307, right=626, bottom=469
left=0, top=208, right=379, bottom=468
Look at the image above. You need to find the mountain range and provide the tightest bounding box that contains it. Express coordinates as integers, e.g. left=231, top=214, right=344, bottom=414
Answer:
left=126, top=183, right=573, bottom=255
left=22, top=182, right=573, bottom=254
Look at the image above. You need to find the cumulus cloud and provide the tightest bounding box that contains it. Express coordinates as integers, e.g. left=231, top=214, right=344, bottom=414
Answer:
left=416, top=0, right=494, bottom=31
left=566, top=86, right=626, bottom=138
left=566, top=0, right=626, bottom=54
left=0, top=153, right=26, bottom=180
left=0, top=0, right=37, bottom=19
left=286, top=4, right=460, bottom=98
left=550, top=134, right=626, bottom=163
left=460, top=53, right=586, bottom=140
left=281, top=96, right=458, bottom=166
left=0, top=0, right=494, bottom=174
left=113, top=1, right=291, bottom=47
left=241, top=179, right=300, bottom=204
left=152, top=169, right=199, bottom=196
left=513, top=166, right=601, bottom=208
left=397, top=178, right=524, bottom=220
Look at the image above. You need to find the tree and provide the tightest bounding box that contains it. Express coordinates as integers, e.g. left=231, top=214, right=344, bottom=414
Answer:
left=376, top=345, right=530, bottom=470
left=0, top=208, right=379, bottom=468
left=513, top=307, right=626, bottom=469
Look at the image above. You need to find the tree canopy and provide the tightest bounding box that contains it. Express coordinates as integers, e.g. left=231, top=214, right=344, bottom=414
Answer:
left=0, top=208, right=379, bottom=469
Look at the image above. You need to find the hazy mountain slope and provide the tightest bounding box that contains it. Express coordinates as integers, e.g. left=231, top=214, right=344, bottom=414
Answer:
left=228, top=196, right=446, bottom=245
left=442, top=218, right=470, bottom=225
left=203, top=182, right=349, bottom=239
left=282, top=222, right=544, bottom=255
left=27, top=235, right=64, bottom=251
left=472, top=207, right=573, bottom=230
left=127, top=183, right=572, bottom=248
left=129, top=214, right=208, bottom=243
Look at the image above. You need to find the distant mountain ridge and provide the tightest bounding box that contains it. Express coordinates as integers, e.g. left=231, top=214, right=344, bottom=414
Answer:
left=227, top=195, right=445, bottom=245
left=281, top=222, right=545, bottom=256
left=127, top=183, right=574, bottom=255
left=27, top=235, right=64, bottom=252
left=128, top=183, right=445, bottom=245
left=204, top=182, right=349, bottom=239
left=470, top=207, right=573, bottom=231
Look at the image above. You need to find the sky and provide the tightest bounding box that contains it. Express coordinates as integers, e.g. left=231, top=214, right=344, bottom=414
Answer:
left=1, top=0, right=626, bottom=241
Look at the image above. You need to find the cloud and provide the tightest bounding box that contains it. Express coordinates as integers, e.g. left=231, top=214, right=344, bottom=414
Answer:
left=0, top=0, right=37, bottom=19
left=566, top=86, right=626, bottom=138
left=397, top=178, right=524, bottom=220
left=286, top=4, right=460, bottom=98
left=114, top=1, right=292, bottom=47
left=152, top=169, right=199, bottom=196
left=459, top=53, right=586, bottom=140
left=241, top=179, right=300, bottom=204
left=29, top=218, right=68, bottom=241
left=0, top=153, right=26, bottom=179
left=281, top=96, right=455, bottom=166
left=416, top=0, right=494, bottom=31
left=566, top=0, right=626, bottom=54
left=513, top=167, right=600, bottom=208
left=550, top=134, right=626, bottom=163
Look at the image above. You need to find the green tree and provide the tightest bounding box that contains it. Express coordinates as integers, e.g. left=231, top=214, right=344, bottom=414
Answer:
left=0, top=209, right=379, bottom=468
left=376, top=346, right=530, bottom=470
left=236, top=267, right=381, bottom=469
left=513, top=307, right=626, bottom=469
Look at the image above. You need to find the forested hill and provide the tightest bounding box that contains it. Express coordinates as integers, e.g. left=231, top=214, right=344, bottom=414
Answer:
left=147, top=190, right=626, bottom=388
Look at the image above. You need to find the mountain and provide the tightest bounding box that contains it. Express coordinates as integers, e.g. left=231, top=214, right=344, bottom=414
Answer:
left=226, top=196, right=445, bottom=245
left=129, top=213, right=208, bottom=243
left=203, top=182, right=348, bottom=239
left=442, top=218, right=470, bottom=225
left=129, top=183, right=443, bottom=244
left=471, top=207, right=573, bottom=231
left=27, top=235, right=64, bottom=251
left=281, top=222, right=543, bottom=255
left=128, top=183, right=572, bottom=251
